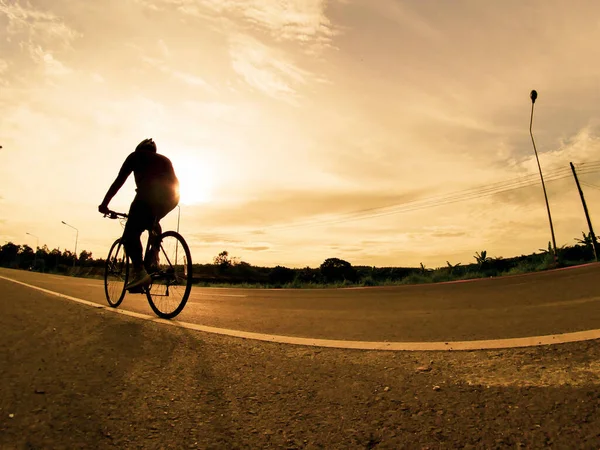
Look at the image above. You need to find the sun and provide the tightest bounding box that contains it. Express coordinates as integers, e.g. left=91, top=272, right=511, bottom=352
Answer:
left=170, top=152, right=215, bottom=205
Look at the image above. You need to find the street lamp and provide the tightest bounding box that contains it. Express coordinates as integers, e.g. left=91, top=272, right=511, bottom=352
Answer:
left=529, top=90, right=558, bottom=264
left=26, top=232, right=39, bottom=269
left=61, top=221, right=79, bottom=267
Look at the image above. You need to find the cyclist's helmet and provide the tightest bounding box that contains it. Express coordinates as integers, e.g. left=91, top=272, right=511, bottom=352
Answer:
left=135, top=138, right=157, bottom=153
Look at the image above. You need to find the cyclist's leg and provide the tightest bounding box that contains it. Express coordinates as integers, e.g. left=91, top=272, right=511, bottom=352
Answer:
left=145, top=219, right=161, bottom=272
left=124, top=196, right=154, bottom=288
left=145, top=197, right=178, bottom=271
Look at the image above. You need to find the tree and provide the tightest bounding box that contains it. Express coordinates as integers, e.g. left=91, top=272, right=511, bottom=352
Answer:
left=213, top=250, right=241, bottom=275
left=79, top=250, right=93, bottom=264
left=575, top=231, right=595, bottom=247
left=213, top=251, right=232, bottom=269
left=538, top=241, right=565, bottom=263
left=17, top=245, right=35, bottom=269
left=48, top=248, right=62, bottom=270
left=61, top=250, right=75, bottom=267
left=538, top=241, right=553, bottom=254
left=0, top=242, right=20, bottom=267
left=474, top=250, right=489, bottom=269
left=319, top=258, right=357, bottom=283
left=446, top=261, right=461, bottom=275
left=230, top=261, right=258, bottom=280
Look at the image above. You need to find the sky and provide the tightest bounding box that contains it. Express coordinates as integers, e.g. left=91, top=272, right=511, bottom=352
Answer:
left=2, top=0, right=600, bottom=269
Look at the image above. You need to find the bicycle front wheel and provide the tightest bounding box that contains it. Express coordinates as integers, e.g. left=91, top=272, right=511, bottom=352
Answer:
left=104, top=238, right=129, bottom=307
left=146, top=231, right=193, bottom=319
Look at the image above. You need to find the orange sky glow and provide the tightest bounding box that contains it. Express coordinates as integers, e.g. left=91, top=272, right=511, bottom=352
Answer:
left=2, top=0, right=600, bottom=268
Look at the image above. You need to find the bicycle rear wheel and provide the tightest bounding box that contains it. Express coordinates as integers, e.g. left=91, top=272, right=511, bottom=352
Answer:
left=104, top=238, right=129, bottom=307
left=146, top=231, right=193, bottom=319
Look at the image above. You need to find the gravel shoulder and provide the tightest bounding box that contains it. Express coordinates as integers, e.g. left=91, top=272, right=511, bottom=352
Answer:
left=1, top=281, right=599, bottom=449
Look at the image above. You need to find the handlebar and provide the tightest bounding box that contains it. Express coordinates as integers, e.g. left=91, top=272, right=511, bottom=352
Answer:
left=103, top=210, right=128, bottom=220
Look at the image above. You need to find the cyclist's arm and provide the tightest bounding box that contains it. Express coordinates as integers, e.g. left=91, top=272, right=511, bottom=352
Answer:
left=100, top=154, right=135, bottom=208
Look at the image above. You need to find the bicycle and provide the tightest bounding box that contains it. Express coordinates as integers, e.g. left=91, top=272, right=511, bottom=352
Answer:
left=102, top=209, right=193, bottom=319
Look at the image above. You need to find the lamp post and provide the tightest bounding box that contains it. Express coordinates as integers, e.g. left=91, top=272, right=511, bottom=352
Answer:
left=26, top=232, right=39, bottom=269
left=61, top=221, right=78, bottom=267
left=529, top=90, right=558, bottom=264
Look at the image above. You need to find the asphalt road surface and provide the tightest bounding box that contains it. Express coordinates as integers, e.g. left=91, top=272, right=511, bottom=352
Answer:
left=2, top=264, right=599, bottom=342
left=2, top=266, right=600, bottom=448
left=0, top=264, right=600, bottom=342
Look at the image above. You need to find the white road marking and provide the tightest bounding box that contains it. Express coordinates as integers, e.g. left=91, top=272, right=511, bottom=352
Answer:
left=190, top=292, right=248, bottom=298
left=1, top=274, right=599, bottom=352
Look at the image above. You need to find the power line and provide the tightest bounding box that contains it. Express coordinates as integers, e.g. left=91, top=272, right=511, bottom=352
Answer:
left=320, top=162, right=600, bottom=220
left=581, top=181, right=600, bottom=191
left=250, top=164, right=600, bottom=232
left=199, top=161, right=600, bottom=238
left=290, top=171, right=596, bottom=229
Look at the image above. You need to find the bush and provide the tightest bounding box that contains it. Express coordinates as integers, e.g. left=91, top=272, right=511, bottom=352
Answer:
left=430, top=272, right=452, bottom=283
left=295, top=267, right=322, bottom=284
left=268, top=265, right=295, bottom=285
left=559, top=244, right=595, bottom=263
left=361, top=276, right=378, bottom=287
left=400, top=273, right=432, bottom=285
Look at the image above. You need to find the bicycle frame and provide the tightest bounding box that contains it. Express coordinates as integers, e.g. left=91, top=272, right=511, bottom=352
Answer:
left=105, top=210, right=159, bottom=271
left=104, top=210, right=181, bottom=294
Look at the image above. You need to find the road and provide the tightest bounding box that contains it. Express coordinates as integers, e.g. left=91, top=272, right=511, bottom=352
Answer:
left=1, top=266, right=600, bottom=448
left=1, top=264, right=599, bottom=342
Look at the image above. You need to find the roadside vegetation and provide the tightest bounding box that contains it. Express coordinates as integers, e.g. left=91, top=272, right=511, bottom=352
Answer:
left=0, top=233, right=597, bottom=288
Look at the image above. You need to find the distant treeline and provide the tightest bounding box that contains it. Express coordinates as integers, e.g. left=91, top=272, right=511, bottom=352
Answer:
left=0, top=238, right=597, bottom=287
left=0, top=243, right=101, bottom=273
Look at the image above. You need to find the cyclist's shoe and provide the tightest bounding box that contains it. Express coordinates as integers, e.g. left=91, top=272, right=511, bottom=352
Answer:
left=126, top=269, right=151, bottom=291
left=128, top=285, right=146, bottom=294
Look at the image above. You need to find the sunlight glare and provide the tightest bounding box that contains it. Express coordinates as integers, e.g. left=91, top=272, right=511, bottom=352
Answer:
left=170, top=151, right=216, bottom=205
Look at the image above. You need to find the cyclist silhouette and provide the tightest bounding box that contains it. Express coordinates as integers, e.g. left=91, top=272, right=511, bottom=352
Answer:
left=99, top=138, right=180, bottom=290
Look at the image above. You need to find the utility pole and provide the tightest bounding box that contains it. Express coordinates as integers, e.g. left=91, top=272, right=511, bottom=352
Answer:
left=529, top=90, right=558, bottom=264
left=570, top=162, right=598, bottom=261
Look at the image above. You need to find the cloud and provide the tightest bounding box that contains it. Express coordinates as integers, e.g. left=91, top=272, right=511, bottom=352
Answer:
left=141, top=55, right=215, bottom=92
left=191, top=233, right=242, bottom=244
left=229, top=33, right=310, bottom=103
left=430, top=231, right=467, bottom=238
left=0, top=1, right=79, bottom=82
left=234, top=0, right=337, bottom=53
left=241, top=245, right=269, bottom=251
left=134, top=0, right=338, bottom=53
left=132, top=0, right=337, bottom=102
left=367, top=1, right=440, bottom=41
left=189, top=188, right=429, bottom=231
left=185, top=232, right=270, bottom=255
left=0, top=1, right=80, bottom=48
left=29, top=46, right=72, bottom=76
left=171, top=70, right=211, bottom=88
left=157, top=39, right=170, bottom=57
left=91, top=73, right=104, bottom=83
